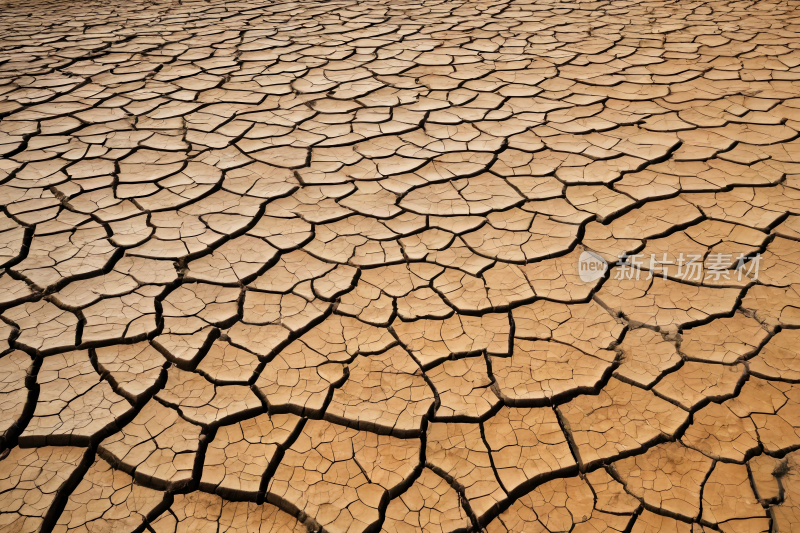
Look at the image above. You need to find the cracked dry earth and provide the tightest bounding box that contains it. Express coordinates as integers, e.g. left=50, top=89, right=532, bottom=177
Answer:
left=3, top=0, right=800, bottom=533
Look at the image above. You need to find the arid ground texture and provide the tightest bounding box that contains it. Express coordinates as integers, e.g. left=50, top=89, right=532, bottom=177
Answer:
left=0, top=0, right=799, bottom=532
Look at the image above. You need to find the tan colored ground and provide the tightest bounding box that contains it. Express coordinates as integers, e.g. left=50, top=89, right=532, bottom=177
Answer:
left=0, top=0, right=799, bottom=531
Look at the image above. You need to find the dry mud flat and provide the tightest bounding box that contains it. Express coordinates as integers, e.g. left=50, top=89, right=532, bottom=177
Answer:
left=1, top=0, right=800, bottom=532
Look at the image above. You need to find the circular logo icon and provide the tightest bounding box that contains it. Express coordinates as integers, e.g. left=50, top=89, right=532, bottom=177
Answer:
left=578, top=250, right=607, bottom=282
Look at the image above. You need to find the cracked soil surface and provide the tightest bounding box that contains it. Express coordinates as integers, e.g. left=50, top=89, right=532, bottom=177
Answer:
left=0, top=0, right=800, bottom=532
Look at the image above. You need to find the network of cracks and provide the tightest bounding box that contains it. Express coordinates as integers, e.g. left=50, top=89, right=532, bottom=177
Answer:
left=0, top=0, right=800, bottom=532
